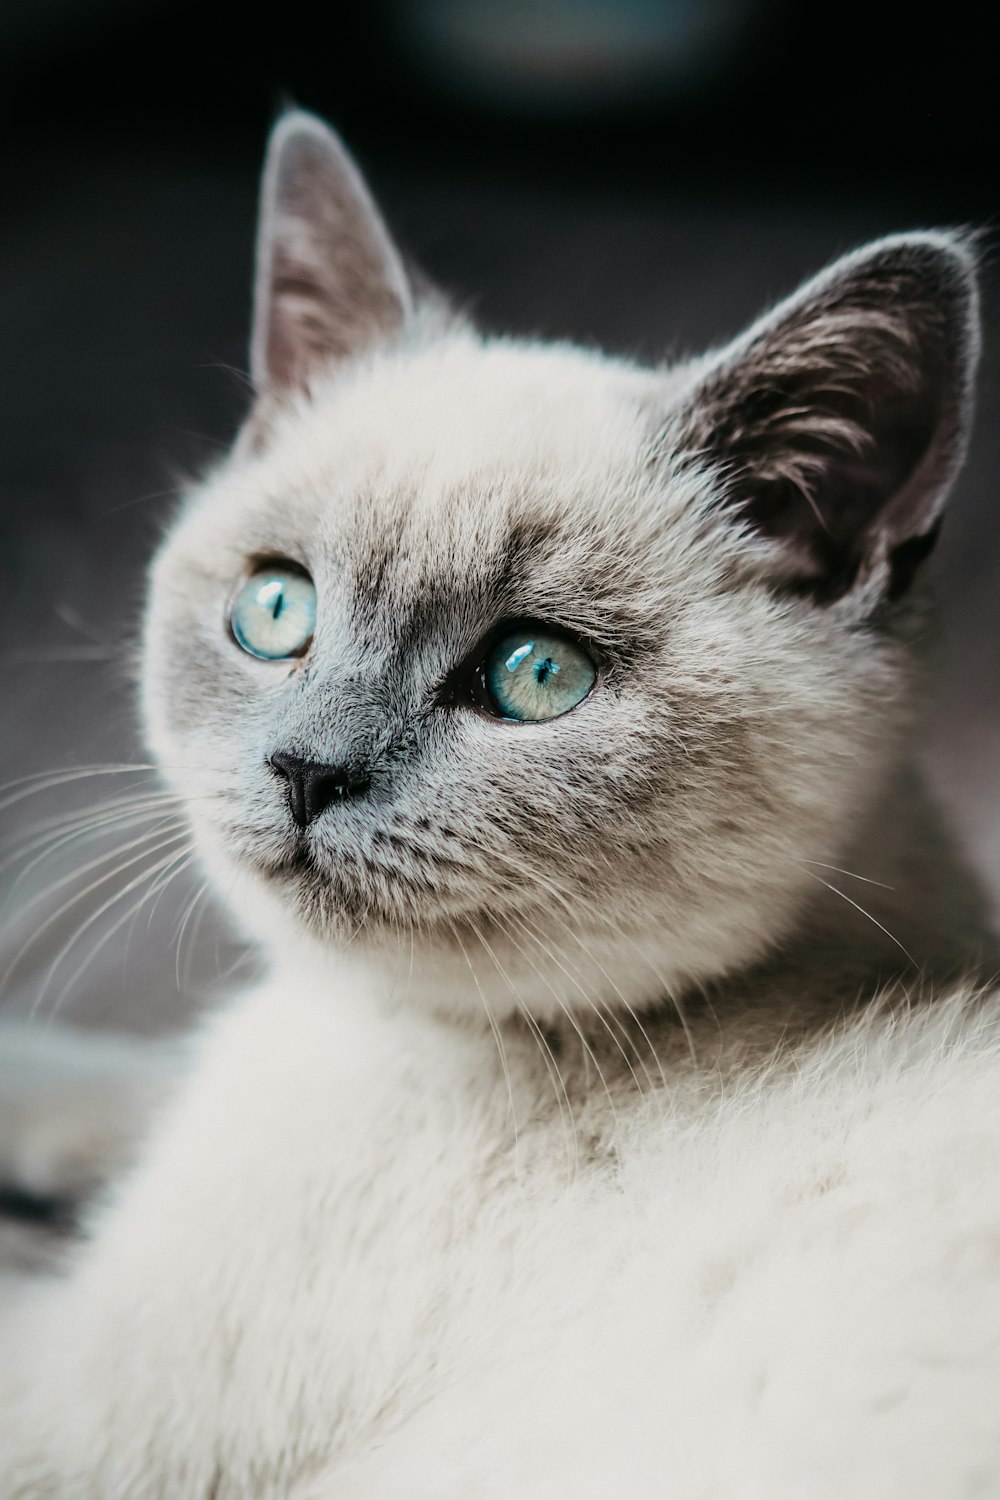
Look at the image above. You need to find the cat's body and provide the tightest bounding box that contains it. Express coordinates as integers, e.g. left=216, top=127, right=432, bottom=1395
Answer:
left=1, top=112, right=998, bottom=1496
left=4, top=952, right=1000, bottom=1498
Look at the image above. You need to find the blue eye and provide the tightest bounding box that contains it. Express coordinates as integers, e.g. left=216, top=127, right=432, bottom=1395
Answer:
left=230, top=565, right=316, bottom=660
left=482, top=628, right=596, bottom=722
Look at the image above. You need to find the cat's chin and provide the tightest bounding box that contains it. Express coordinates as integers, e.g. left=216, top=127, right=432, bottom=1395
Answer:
left=253, top=845, right=316, bottom=883
left=205, top=846, right=721, bottom=1025
left=206, top=831, right=472, bottom=949
left=191, top=821, right=788, bottom=1024
left=248, top=850, right=383, bottom=932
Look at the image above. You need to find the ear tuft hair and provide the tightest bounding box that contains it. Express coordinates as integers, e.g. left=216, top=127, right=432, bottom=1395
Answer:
left=250, top=111, right=412, bottom=398
left=675, top=232, right=980, bottom=604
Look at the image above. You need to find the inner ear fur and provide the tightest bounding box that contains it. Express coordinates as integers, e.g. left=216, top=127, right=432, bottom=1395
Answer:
left=674, top=233, right=980, bottom=604
left=249, top=110, right=413, bottom=401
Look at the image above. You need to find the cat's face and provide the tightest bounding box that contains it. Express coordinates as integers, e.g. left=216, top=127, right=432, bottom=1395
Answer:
left=142, top=113, right=978, bottom=1021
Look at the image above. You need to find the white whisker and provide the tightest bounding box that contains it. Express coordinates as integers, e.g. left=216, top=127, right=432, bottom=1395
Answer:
left=803, top=869, right=917, bottom=967
left=504, top=913, right=621, bottom=1135
left=800, top=859, right=894, bottom=890
left=45, top=849, right=197, bottom=1022
left=16, top=831, right=193, bottom=1007
left=2, top=819, right=186, bottom=927
left=452, top=920, right=519, bottom=1163
left=4, top=802, right=184, bottom=890
left=173, top=879, right=212, bottom=993
left=511, top=911, right=638, bottom=1100
left=0, top=763, right=161, bottom=812
left=471, top=919, right=577, bottom=1172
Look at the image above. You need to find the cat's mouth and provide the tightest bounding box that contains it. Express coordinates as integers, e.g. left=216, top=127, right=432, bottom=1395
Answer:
left=235, top=824, right=478, bottom=937
left=256, top=843, right=317, bottom=882
left=248, top=841, right=374, bottom=928
left=241, top=833, right=427, bottom=932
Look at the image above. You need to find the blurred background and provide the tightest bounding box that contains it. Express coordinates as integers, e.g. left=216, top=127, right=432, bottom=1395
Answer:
left=1, top=0, right=998, bottom=1033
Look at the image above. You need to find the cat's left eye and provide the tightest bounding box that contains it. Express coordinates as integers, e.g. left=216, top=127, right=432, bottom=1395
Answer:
left=230, top=565, right=316, bottom=660
left=478, top=627, right=596, bottom=722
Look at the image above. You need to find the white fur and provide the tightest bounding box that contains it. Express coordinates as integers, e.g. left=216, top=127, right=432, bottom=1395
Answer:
left=3, top=974, right=1000, bottom=1496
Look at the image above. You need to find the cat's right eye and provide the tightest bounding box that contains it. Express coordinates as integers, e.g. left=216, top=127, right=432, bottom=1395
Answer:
left=230, top=565, right=316, bottom=660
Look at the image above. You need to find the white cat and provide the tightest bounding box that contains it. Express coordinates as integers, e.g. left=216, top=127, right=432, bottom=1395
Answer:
left=1, top=110, right=998, bottom=1498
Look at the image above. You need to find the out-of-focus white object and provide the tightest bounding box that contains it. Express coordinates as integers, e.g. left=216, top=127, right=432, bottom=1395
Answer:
left=395, top=0, right=767, bottom=112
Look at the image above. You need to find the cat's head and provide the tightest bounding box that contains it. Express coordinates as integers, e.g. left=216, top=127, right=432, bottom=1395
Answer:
left=142, top=111, right=979, bottom=1021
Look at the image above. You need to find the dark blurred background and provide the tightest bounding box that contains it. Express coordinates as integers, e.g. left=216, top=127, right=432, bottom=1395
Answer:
left=1, top=0, right=998, bottom=1031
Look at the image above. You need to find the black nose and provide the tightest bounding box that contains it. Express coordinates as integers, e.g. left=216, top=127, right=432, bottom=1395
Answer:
left=268, top=751, right=371, bottom=828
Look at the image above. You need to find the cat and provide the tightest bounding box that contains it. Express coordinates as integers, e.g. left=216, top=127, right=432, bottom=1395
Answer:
left=1, top=107, right=999, bottom=1498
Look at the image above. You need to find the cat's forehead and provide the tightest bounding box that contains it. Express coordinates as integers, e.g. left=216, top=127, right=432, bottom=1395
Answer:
left=175, top=336, right=702, bottom=642
left=247, top=337, right=667, bottom=542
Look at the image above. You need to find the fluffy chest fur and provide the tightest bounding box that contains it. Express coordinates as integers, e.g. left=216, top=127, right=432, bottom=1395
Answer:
left=6, top=975, right=1000, bottom=1499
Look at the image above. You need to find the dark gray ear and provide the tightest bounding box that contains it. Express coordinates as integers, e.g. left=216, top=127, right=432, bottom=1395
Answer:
left=675, top=233, right=980, bottom=603
left=250, top=111, right=412, bottom=397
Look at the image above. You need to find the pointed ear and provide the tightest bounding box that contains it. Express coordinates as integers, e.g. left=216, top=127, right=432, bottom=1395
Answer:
left=674, top=233, right=980, bottom=604
left=250, top=111, right=412, bottom=398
